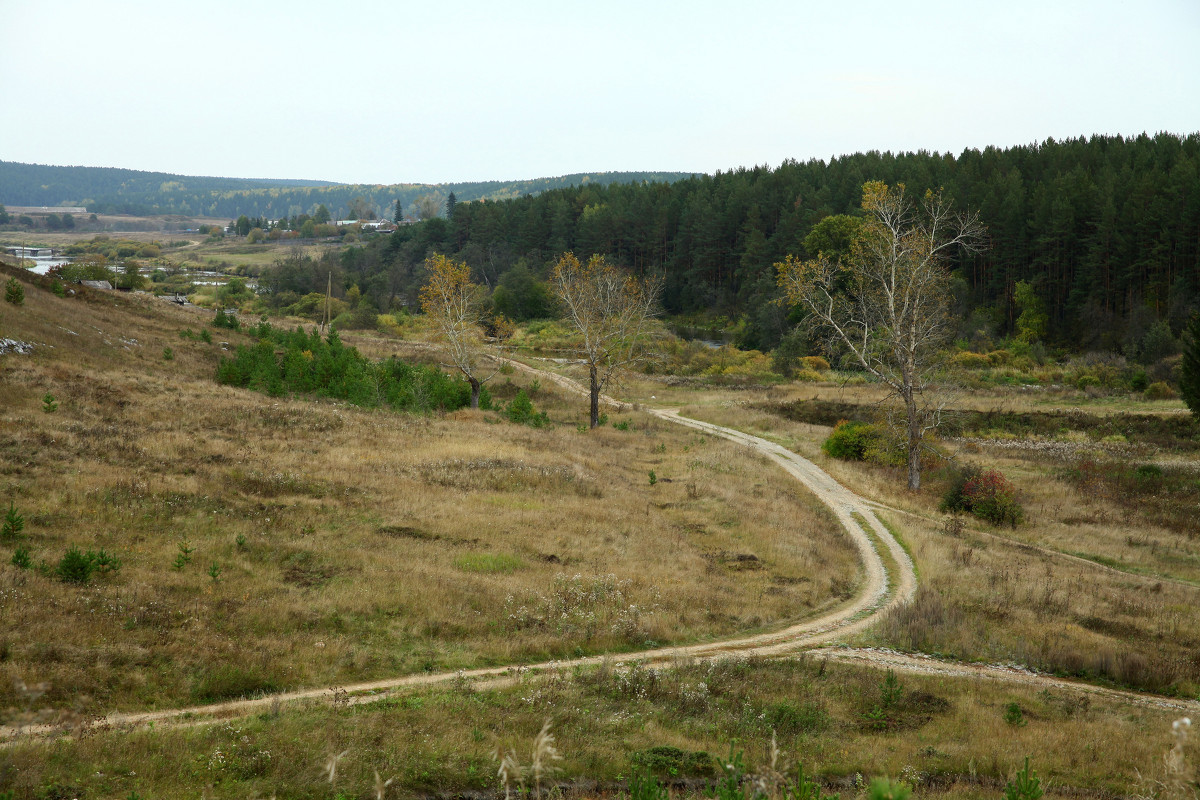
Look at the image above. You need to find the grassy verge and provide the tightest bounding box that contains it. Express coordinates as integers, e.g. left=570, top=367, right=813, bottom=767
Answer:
left=3, top=656, right=1189, bottom=800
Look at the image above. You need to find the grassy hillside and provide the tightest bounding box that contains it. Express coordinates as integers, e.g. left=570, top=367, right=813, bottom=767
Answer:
left=0, top=264, right=855, bottom=716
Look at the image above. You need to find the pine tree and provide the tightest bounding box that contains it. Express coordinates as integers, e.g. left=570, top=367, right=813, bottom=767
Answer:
left=393, top=199, right=403, bottom=224
left=446, top=192, right=457, bottom=220
left=1181, top=313, right=1200, bottom=419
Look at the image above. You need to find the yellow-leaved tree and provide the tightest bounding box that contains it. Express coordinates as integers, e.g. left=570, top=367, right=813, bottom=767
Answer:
left=419, top=253, right=493, bottom=409
left=776, top=181, right=985, bottom=490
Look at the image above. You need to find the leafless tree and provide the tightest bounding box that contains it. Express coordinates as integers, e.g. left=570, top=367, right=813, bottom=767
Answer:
left=413, top=194, right=445, bottom=221
left=777, top=181, right=985, bottom=490
left=551, top=253, right=661, bottom=428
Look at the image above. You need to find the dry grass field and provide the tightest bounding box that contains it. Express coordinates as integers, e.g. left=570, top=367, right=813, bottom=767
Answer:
left=0, top=266, right=857, bottom=720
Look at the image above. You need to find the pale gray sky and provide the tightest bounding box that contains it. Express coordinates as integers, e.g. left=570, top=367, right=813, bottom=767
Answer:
left=3, top=0, right=1198, bottom=184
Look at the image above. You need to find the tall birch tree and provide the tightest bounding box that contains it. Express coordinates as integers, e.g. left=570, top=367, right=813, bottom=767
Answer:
left=551, top=253, right=661, bottom=428
left=777, top=181, right=985, bottom=490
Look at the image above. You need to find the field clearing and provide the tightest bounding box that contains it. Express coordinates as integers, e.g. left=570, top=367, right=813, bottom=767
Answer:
left=0, top=266, right=859, bottom=718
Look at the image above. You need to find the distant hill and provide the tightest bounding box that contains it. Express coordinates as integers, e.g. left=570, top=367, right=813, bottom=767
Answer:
left=0, top=161, right=696, bottom=220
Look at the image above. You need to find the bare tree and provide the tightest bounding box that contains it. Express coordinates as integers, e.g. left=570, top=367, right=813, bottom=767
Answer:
left=551, top=253, right=661, bottom=428
left=777, top=181, right=985, bottom=490
left=419, top=254, right=493, bottom=408
left=413, top=194, right=445, bottom=221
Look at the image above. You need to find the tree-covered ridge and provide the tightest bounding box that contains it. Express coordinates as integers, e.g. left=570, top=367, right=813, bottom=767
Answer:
left=0, top=161, right=695, bottom=220
left=394, top=132, right=1196, bottom=351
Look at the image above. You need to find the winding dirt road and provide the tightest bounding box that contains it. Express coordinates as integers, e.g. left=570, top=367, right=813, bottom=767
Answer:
left=4, top=363, right=1195, bottom=741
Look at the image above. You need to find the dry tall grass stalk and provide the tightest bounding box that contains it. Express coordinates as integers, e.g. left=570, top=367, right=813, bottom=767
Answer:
left=1135, top=718, right=1196, bottom=800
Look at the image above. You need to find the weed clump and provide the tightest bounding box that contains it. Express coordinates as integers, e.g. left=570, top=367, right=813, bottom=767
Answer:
left=191, top=665, right=280, bottom=703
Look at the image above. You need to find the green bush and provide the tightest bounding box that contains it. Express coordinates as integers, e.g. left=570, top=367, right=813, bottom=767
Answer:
left=965, top=469, right=1023, bottom=527
left=821, top=420, right=906, bottom=467
left=56, top=547, right=97, bottom=584
left=939, top=465, right=980, bottom=514
left=1144, top=381, right=1177, bottom=400
left=217, top=323, right=480, bottom=413
left=951, top=351, right=991, bottom=369
left=506, top=389, right=548, bottom=427
left=213, top=308, right=240, bottom=330
left=941, top=466, right=1022, bottom=527
left=1129, top=370, right=1150, bottom=392
left=822, top=420, right=876, bottom=460
left=4, top=278, right=24, bottom=305
left=793, top=368, right=824, bottom=382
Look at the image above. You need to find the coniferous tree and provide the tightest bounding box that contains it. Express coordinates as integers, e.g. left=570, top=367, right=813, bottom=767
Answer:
left=1181, top=313, right=1200, bottom=419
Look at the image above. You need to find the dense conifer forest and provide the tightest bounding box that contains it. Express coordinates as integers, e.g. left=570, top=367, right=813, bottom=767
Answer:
left=288, top=133, right=1197, bottom=353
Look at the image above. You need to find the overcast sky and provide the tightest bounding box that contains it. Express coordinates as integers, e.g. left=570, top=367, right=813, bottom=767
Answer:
left=3, top=0, right=1198, bottom=185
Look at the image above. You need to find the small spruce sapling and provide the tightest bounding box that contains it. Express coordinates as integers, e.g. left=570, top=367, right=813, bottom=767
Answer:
left=10, top=547, right=31, bottom=569
left=173, top=540, right=194, bottom=570
left=1004, top=701, right=1027, bottom=727
left=2, top=503, right=24, bottom=540
left=4, top=278, right=24, bottom=305
left=1003, top=757, right=1043, bottom=800
left=42, top=393, right=57, bottom=413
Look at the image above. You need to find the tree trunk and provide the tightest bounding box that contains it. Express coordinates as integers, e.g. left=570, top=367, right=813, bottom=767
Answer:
left=469, top=376, right=480, bottom=410
left=905, top=390, right=922, bottom=491
left=589, top=363, right=600, bottom=429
